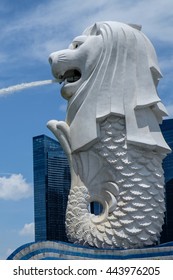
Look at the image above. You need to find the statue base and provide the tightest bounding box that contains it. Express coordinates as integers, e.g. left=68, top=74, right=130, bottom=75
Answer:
left=7, top=241, right=173, bottom=260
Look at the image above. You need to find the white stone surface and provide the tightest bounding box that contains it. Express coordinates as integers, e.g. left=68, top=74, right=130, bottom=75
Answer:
left=48, top=21, right=171, bottom=249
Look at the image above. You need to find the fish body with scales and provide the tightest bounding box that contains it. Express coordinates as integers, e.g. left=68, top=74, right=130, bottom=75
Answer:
left=65, top=116, right=166, bottom=249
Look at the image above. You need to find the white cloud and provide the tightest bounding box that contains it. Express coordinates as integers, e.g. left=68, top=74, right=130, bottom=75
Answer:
left=19, top=222, right=35, bottom=237
left=0, top=0, right=172, bottom=104
left=0, top=174, right=33, bottom=201
left=1, top=0, right=173, bottom=60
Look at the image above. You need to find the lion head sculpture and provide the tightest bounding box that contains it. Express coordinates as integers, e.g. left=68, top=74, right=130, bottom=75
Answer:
left=49, top=21, right=170, bottom=154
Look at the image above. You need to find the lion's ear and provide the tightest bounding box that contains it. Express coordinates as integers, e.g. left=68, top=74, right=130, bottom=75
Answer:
left=90, top=23, right=100, bottom=35
left=128, top=23, right=142, bottom=31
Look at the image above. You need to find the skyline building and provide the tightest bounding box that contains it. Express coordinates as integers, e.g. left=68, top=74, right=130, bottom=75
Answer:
left=160, top=118, right=173, bottom=243
left=161, top=119, right=173, bottom=183
left=33, top=134, right=70, bottom=242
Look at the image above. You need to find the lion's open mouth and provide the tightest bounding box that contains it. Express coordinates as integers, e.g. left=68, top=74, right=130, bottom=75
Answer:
left=59, top=69, right=81, bottom=84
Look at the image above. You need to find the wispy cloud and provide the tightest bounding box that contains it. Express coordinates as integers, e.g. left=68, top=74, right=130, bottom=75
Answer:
left=1, top=0, right=173, bottom=64
left=0, top=174, right=33, bottom=200
left=0, top=0, right=172, bottom=110
left=19, top=222, right=35, bottom=237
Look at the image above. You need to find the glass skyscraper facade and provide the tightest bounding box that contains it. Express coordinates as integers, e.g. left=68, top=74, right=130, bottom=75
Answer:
left=33, top=135, right=70, bottom=242
left=161, top=119, right=173, bottom=183
left=160, top=118, right=173, bottom=242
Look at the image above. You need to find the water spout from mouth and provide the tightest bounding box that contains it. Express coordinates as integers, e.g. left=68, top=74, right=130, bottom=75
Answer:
left=0, top=79, right=57, bottom=96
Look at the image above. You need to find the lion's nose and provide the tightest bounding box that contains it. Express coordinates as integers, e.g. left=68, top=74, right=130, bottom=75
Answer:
left=48, top=56, right=53, bottom=65
left=49, top=52, right=57, bottom=65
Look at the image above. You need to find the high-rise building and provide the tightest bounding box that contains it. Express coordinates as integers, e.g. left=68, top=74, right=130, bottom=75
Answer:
left=161, top=119, right=173, bottom=183
left=160, top=118, right=173, bottom=243
left=33, top=135, right=70, bottom=242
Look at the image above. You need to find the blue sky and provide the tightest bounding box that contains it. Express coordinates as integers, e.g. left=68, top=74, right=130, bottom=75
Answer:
left=0, top=0, right=172, bottom=259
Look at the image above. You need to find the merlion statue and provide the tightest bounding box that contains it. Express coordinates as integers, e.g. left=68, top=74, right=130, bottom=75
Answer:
left=48, top=21, right=171, bottom=249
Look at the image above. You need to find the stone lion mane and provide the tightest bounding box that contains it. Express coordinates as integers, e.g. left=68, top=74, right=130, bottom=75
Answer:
left=66, top=21, right=170, bottom=153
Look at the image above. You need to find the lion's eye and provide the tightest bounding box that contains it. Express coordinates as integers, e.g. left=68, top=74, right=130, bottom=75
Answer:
left=74, top=43, right=79, bottom=49
left=69, top=36, right=87, bottom=50
left=72, top=41, right=84, bottom=49
left=73, top=43, right=80, bottom=49
left=69, top=42, right=81, bottom=50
